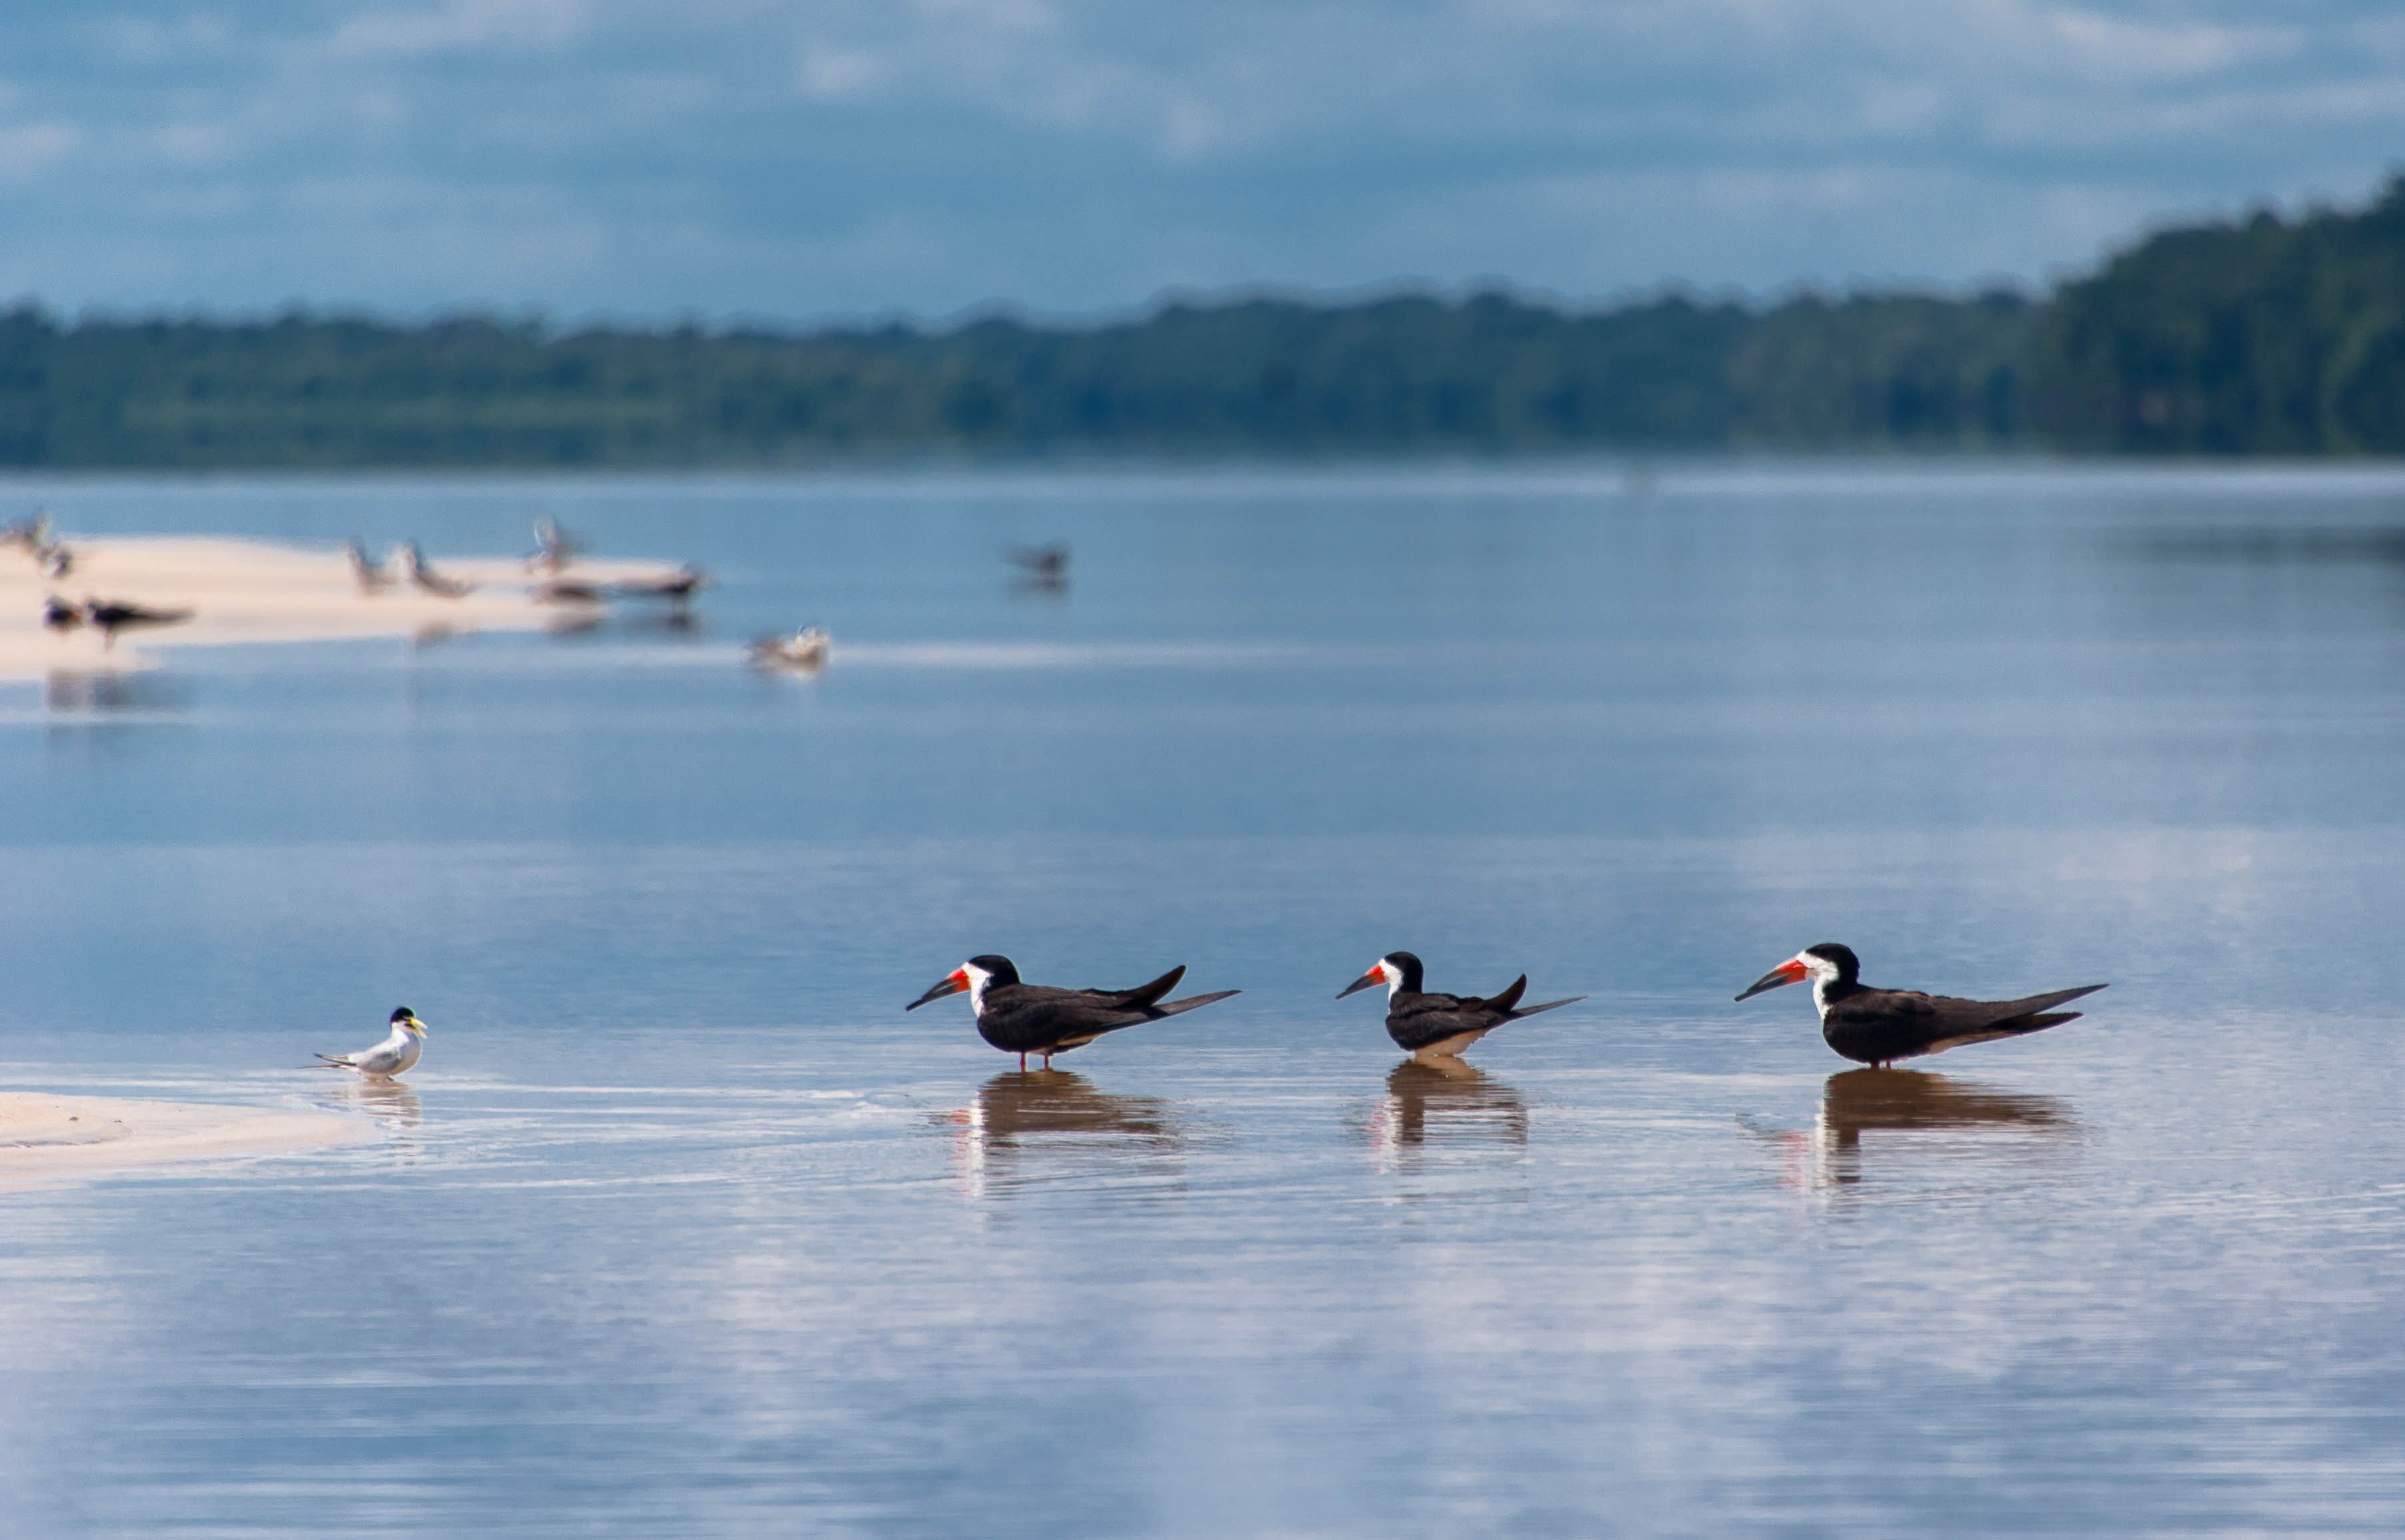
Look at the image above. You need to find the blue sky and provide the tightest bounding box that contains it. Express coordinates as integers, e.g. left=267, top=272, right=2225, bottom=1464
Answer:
left=3, top=1, right=2402, bottom=325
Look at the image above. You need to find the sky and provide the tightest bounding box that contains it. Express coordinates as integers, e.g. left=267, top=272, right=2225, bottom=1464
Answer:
left=2, top=1, right=2402, bottom=327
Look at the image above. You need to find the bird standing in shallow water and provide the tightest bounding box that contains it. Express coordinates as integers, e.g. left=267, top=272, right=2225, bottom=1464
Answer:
left=314, top=1008, right=429, bottom=1078
left=1338, top=951, right=1585, bottom=1061
left=84, top=598, right=193, bottom=648
left=401, top=542, right=476, bottom=598
left=1736, top=943, right=2104, bottom=1068
left=347, top=538, right=395, bottom=592
left=907, top=955, right=1239, bottom=1069
left=526, top=517, right=587, bottom=572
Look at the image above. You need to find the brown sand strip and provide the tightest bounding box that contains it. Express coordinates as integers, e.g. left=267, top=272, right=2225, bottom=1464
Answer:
left=1, top=534, right=694, bottom=684
left=0, top=1092, right=370, bottom=1186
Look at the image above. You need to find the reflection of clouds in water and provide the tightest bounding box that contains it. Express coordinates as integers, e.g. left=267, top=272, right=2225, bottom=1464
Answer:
left=944, top=1069, right=1185, bottom=1199
left=1360, top=1058, right=1528, bottom=1171
left=1762, top=1069, right=2078, bottom=1193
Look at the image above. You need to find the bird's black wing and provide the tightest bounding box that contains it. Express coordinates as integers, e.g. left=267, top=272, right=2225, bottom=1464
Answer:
left=1478, top=976, right=1528, bottom=1014
left=1826, top=984, right=2104, bottom=1064
left=977, top=982, right=1234, bottom=1056
left=1105, top=966, right=1187, bottom=1011
left=1385, top=992, right=1489, bottom=1052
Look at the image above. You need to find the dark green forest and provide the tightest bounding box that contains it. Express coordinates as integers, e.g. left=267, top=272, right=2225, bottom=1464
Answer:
left=7, top=179, right=2405, bottom=466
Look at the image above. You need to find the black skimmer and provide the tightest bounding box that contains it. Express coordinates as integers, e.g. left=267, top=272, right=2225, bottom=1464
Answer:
left=1337, top=951, right=1585, bottom=1060
left=1736, top=943, right=2105, bottom=1067
left=347, top=538, right=396, bottom=592
left=41, top=595, right=81, bottom=631
left=611, top=565, right=708, bottom=608
left=526, top=516, right=587, bottom=572
left=84, top=598, right=193, bottom=648
left=1007, top=542, right=1069, bottom=585
left=401, top=541, right=477, bottom=598
left=314, top=1008, right=429, bottom=1079
left=907, top=955, right=1239, bottom=1068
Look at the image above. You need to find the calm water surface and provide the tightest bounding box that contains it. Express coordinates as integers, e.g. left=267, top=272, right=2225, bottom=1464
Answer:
left=1, top=465, right=2402, bottom=1535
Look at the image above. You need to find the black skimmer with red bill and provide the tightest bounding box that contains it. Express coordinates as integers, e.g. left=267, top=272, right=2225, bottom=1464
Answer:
left=1337, top=952, right=1585, bottom=1061
left=907, top=955, right=1240, bottom=1068
left=1736, top=942, right=2105, bottom=1068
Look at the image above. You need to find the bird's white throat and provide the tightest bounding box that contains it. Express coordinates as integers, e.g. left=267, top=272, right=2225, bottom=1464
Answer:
left=962, top=964, right=995, bottom=1017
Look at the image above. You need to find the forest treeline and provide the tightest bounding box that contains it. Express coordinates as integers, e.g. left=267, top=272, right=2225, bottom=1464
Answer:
left=7, top=179, right=2405, bottom=466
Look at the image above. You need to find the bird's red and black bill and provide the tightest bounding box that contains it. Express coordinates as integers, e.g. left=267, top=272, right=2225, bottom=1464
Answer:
left=1735, top=956, right=1809, bottom=1002
left=907, top=968, right=970, bottom=1011
left=1336, top=961, right=1388, bottom=1000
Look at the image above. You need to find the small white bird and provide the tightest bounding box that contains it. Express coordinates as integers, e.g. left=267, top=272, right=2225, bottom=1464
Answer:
left=746, top=626, right=830, bottom=671
left=315, top=1007, right=429, bottom=1078
left=525, top=516, right=587, bottom=572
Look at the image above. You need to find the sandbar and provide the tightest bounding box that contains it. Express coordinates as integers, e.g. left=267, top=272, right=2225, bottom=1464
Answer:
left=0, top=1092, right=370, bottom=1185
left=1, top=534, right=693, bottom=684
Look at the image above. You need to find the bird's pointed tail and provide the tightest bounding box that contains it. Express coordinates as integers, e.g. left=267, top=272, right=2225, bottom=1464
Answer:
left=1149, top=989, right=1241, bottom=1019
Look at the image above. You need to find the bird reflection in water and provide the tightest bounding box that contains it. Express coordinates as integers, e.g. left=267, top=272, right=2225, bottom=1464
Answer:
left=331, top=1078, right=425, bottom=1161
left=1361, top=1058, right=1529, bottom=1171
left=44, top=670, right=193, bottom=714
left=1770, top=1069, right=2077, bottom=1190
left=945, top=1070, right=1185, bottom=1198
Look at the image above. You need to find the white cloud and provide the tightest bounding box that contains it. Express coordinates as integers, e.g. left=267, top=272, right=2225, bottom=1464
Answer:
left=6, top=0, right=2405, bottom=317
left=324, top=0, right=588, bottom=60
left=799, top=45, right=889, bottom=100
left=0, top=121, right=75, bottom=183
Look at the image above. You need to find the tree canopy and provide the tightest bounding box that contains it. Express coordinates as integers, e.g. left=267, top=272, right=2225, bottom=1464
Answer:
left=4, top=181, right=2402, bottom=466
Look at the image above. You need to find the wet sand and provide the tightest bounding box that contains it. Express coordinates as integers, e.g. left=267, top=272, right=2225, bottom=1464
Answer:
left=0, top=1092, right=367, bottom=1184
left=1, top=535, right=691, bottom=682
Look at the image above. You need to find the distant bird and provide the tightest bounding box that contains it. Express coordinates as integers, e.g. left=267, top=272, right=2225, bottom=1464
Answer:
left=400, top=540, right=476, bottom=598
left=1, top=510, right=53, bottom=552
left=611, top=564, right=708, bottom=607
left=84, top=598, right=193, bottom=648
left=1338, top=951, right=1585, bottom=1060
left=41, top=595, right=81, bottom=631
left=1008, top=542, right=1069, bottom=586
left=747, top=626, right=829, bottom=671
left=525, top=516, right=587, bottom=572
left=313, top=1007, right=429, bottom=1079
left=1736, top=942, right=2106, bottom=1068
left=39, top=542, right=72, bottom=579
left=347, top=538, right=396, bottom=592
left=907, top=954, right=1240, bottom=1069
